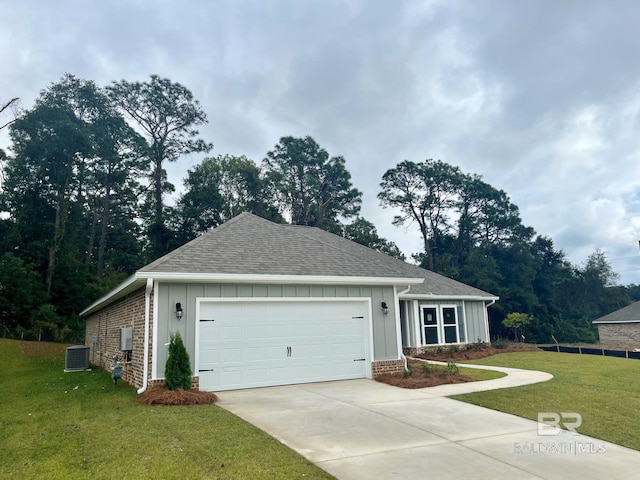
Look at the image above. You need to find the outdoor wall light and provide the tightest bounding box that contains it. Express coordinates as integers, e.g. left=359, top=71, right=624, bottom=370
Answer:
left=381, top=301, right=389, bottom=315
left=175, top=302, right=183, bottom=320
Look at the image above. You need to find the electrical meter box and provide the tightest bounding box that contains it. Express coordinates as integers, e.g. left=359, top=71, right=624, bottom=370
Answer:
left=120, top=327, right=133, bottom=351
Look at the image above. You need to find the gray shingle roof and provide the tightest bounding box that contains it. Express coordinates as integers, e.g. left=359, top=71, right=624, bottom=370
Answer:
left=593, top=301, right=640, bottom=324
left=140, top=212, right=496, bottom=298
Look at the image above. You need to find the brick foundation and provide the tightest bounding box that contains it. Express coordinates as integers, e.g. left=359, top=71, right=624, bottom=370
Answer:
left=148, top=377, right=200, bottom=391
left=403, top=343, right=491, bottom=357
left=371, top=359, right=405, bottom=376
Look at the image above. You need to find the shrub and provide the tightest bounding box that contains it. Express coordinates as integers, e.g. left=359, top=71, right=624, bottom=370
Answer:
left=422, top=362, right=438, bottom=375
left=445, top=345, right=459, bottom=357
left=493, top=337, right=509, bottom=349
left=445, top=359, right=459, bottom=377
left=165, top=332, right=192, bottom=391
left=403, top=364, right=413, bottom=378
left=468, top=339, right=486, bottom=351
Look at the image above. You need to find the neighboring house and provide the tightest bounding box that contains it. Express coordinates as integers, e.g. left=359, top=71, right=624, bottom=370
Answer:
left=81, top=213, right=498, bottom=393
left=593, top=301, right=640, bottom=347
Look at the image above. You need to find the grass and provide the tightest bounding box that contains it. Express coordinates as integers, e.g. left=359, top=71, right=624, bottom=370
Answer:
left=0, top=339, right=334, bottom=479
left=451, top=351, right=640, bottom=450
left=449, top=365, right=505, bottom=381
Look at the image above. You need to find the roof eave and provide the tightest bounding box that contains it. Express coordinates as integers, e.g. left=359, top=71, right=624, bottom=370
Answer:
left=80, top=272, right=425, bottom=317
left=593, top=319, right=640, bottom=324
left=137, top=271, right=424, bottom=286
left=79, top=274, right=144, bottom=317
left=400, top=293, right=500, bottom=301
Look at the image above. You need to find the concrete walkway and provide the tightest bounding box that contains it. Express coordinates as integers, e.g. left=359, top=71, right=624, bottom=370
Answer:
left=218, top=364, right=640, bottom=480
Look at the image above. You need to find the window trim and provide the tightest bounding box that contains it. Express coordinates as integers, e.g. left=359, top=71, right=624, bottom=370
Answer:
left=419, top=303, right=462, bottom=346
left=439, top=305, right=460, bottom=344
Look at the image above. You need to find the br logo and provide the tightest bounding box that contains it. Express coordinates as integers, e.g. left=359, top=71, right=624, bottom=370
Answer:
left=537, top=412, right=582, bottom=436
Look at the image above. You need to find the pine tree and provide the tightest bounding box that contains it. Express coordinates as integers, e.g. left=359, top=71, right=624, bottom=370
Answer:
left=164, top=332, right=192, bottom=390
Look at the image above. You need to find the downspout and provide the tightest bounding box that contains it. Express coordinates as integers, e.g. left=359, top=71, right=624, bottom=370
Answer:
left=395, top=285, right=412, bottom=372
left=484, top=299, right=497, bottom=344
left=137, top=278, right=154, bottom=394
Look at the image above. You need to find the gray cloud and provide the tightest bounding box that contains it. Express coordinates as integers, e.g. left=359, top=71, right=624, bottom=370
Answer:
left=2, top=0, right=640, bottom=283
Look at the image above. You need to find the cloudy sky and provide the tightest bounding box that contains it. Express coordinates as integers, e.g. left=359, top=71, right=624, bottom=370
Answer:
left=2, top=0, right=640, bottom=284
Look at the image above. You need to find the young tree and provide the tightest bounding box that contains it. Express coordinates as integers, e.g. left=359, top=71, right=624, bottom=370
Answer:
left=108, top=76, right=212, bottom=259
left=263, top=136, right=361, bottom=232
left=165, top=332, right=192, bottom=391
left=502, top=312, right=532, bottom=342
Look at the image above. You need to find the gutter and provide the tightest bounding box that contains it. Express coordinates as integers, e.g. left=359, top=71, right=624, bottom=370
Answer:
left=137, top=278, right=154, bottom=394
left=395, top=285, right=412, bottom=372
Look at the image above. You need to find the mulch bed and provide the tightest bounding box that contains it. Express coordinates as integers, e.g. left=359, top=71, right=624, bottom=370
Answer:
left=377, top=343, right=538, bottom=389
left=375, top=371, right=474, bottom=389
left=416, top=343, right=537, bottom=362
left=138, top=385, right=219, bottom=406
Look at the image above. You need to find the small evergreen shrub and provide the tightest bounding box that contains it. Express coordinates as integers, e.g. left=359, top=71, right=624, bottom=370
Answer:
left=165, top=332, right=192, bottom=391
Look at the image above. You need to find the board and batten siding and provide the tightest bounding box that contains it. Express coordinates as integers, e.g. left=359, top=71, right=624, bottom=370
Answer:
left=463, top=300, right=490, bottom=343
left=153, top=283, right=398, bottom=382
left=401, top=299, right=489, bottom=349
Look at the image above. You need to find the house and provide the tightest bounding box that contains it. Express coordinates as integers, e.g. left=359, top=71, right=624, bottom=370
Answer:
left=593, top=301, right=640, bottom=347
left=81, top=213, right=498, bottom=393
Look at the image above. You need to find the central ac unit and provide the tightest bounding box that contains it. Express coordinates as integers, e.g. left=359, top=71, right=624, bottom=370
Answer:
left=64, top=345, right=90, bottom=372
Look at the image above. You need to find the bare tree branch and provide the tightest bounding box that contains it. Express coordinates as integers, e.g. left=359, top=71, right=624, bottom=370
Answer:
left=0, top=97, right=20, bottom=130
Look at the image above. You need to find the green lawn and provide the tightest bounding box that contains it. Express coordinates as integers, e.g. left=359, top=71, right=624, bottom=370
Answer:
left=0, top=339, right=333, bottom=479
left=451, top=351, right=640, bottom=450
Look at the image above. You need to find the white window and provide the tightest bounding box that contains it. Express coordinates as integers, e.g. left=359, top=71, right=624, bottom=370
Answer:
left=422, top=307, right=439, bottom=344
left=420, top=305, right=460, bottom=345
left=441, top=306, right=459, bottom=344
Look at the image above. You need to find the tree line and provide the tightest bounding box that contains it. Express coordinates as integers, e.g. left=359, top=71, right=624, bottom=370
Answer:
left=0, top=74, right=636, bottom=343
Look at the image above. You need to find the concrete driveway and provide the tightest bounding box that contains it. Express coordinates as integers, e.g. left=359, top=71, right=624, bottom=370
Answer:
left=218, top=369, right=640, bottom=480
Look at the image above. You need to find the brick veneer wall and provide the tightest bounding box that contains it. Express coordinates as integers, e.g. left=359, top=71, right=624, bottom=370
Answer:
left=371, top=359, right=405, bottom=376
left=150, top=377, right=200, bottom=390
left=597, top=323, right=640, bottom=348
left=85, top=288, right=152, bottom=389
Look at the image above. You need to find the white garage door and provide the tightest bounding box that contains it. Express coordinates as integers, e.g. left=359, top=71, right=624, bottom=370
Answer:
left=197, top=300, right=370, bottom=391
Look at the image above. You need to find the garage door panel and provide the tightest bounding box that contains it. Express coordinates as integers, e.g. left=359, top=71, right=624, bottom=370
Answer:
left=198, top=300, right=370, bottom=391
